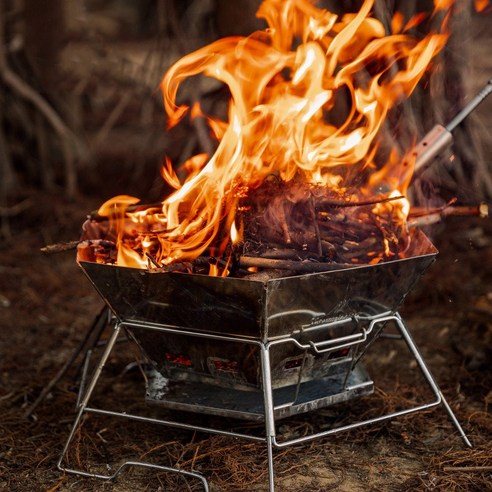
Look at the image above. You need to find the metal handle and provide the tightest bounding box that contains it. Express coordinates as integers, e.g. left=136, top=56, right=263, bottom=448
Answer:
left=308, top=329, right=367, bottom=354
left=413, top=124, right=453, bottom=175
left=412, top=77, right=492, bottom=180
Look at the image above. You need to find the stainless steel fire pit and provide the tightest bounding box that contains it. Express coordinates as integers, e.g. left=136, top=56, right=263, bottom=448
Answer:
left=54, top=68, right=492, bottom=492
left=58, top=227, right=472, bottom=492
left=77, top=228, right=436, bottom=396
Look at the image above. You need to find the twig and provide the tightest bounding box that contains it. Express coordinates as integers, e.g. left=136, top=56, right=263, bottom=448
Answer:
left=40, top=240, right=80, bottom=254
left=408, top=198, right=457, bottom=217
left=318, top=195, right=405, bottom=212
left=45, top=477, right=66, bottom=492
left=443, top=203, right=488, bottom=218
left=145, top=252, right=161, bottom=268
left=239, top=256, right=354, bottom=272
left=309, top=195, right=323, bottom=257
left=443, top=466, right=492, bottom=472
left=280, top=205, right=292, bottom=244
left=408, top=203, right=488, bottom=228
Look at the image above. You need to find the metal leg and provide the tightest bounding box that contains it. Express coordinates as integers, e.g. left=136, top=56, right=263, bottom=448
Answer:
left=58, top=321, right=122, bottom=472
left=58, top=321, right=212, bottom=491
left=70, top=307, right=112, bottom=398
left=393, top=314, right=472, bottom=448
left=76, top=348, right=93, bottom=408
left=260, top=343, right=276, bottom=492
left=270, top=314, right=472, bottom=450
left=58, top=313, right=471, bottom=492
left=23, top=307, right=110, bottom=419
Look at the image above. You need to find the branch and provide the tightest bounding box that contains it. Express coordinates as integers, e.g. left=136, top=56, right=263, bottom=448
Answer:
left=408, top=203, right=488, bottom=228
left=0, top=198, right=32, bottom=217
left=239, top=256, right=352, bottom=272
left=0, top=3, right=80, bottom=197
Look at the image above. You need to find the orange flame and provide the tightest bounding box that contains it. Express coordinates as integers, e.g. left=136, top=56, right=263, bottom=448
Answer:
left=98, top=0, right=454, bottom=271
left=474, top=0, right=490, bottom=11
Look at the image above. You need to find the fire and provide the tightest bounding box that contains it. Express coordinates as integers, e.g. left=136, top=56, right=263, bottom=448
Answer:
left=95, top=0, right=454, bottom=273
left=474, top=0, right=490, bottom=11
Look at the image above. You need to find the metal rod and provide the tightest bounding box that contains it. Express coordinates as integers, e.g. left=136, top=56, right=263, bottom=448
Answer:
left=61, top=461, right=209, bottom=491
left=274, top=399, right=442, bottom=448
left=413, top=124, right=453, bottom=176
left=393, top=314, right=472, bottom=448
left=446, top=78, right=492, bottom=132
left=121, top=320, right=263, bottom=345
left=260, top=343, right=277, bottom=492
left=271, top=314, right=472, bottom=449
left=58, top=322, right=123, bottom=471
left=76, top=348, right=93, bottom=408
left=412, top=77, right=492, bottom=178
left=292, top=350, right=309, bottom=403
left=71, top=307, right=111, bottom=381
left=58, top=309, right=472, bottom=492
left=84, top=407, right=265, bottom=442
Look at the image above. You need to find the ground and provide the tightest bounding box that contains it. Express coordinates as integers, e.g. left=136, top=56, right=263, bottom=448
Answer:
left=0, top=193, right=491, bottom=492
left=1, top=8, right=492, bottom=492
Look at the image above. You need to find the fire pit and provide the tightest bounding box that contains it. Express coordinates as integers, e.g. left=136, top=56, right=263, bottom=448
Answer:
left=57, top=222, right=471, bottom=492
left=76, top=227, right=437, bottom=418
left=55, top=0, right=486, bottom=489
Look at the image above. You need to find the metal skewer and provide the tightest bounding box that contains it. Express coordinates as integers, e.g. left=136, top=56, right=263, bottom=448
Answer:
left=412, top=77, right=492, bottom=178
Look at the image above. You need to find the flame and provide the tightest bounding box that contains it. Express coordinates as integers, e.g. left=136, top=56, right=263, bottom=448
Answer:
left=230, top=221, right=241, bottom=245
left=97, top=0, right=454, bottom=272
left=474, top=0, right=490, bottom=11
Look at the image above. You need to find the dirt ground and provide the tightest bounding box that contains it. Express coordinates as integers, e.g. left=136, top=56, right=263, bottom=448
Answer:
left=0, top=193, right=491, bottom=492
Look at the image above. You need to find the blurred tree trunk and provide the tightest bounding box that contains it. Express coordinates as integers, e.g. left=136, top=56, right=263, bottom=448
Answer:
left=23, top=0, right=64, bottom=192
left=0, top=2, right=18, bottom=197
left=23, top=0, right=65, bottom=91
left=21, top=0, right=78, bottom=197
left=215, top=0, right=263, bottom=36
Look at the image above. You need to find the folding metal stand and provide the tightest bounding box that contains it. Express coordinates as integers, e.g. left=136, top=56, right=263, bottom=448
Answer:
left=58, top=311, right=472, bottom=492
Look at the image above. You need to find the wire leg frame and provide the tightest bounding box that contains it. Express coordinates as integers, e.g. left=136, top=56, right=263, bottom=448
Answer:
left=57, top=322, right=210, bottom=490
left=57, top=313, right=471, bottom=492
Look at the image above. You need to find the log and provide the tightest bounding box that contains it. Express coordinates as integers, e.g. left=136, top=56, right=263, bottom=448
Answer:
left=239, top=256, right=355, bottom=272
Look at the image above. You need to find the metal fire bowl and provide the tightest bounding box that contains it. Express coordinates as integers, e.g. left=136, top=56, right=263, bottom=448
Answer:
left=78, top=229, right=437, bottom=340
left=77, top=229, right=437, bottom=391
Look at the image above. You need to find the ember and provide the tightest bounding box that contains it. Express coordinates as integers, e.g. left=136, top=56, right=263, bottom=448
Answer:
left=86, top=0, right=455, bottom=274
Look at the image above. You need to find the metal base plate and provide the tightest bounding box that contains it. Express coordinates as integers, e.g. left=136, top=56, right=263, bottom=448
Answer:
left=145, top=365, right=374, bottom=421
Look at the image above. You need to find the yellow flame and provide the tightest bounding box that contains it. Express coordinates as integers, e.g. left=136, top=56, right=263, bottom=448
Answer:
left=230, top=221, right=239, bottom=244
left=99, top=0, right=455, bottom=271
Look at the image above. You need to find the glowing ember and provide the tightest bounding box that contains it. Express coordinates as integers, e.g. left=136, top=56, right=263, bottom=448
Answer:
left=92, top=0, right=455, bottom=274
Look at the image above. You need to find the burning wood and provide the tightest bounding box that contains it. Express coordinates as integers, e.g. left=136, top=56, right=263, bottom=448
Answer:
left=75, top=0, right=471, bottom=276
left=43, top=201, right=487, bottom=264
left=238, top=178, right=409, bottom=265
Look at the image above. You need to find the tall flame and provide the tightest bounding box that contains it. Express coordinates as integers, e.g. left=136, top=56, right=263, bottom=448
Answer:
left=98, top=0, right=453, bottom=271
